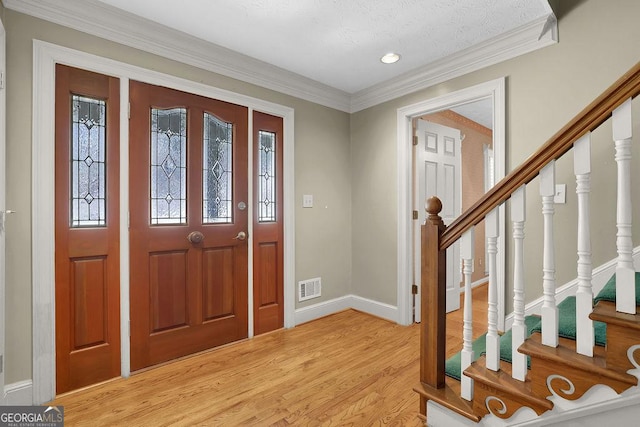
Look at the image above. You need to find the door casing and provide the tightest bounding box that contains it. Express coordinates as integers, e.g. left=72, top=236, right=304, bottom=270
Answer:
left=396, top=78, right=506, bottom=327
left=31, top=41, right=295, bottom=404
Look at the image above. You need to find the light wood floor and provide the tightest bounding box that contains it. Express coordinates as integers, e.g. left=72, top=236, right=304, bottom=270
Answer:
left=51, top=285, right=488, bottom=426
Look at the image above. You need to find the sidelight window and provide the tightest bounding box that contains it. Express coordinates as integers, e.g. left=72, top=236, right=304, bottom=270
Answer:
left=71, top=95, right=107, bottom=227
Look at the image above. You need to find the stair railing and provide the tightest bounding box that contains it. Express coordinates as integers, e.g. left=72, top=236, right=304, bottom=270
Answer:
left=420, top=61, right=640, bottom=401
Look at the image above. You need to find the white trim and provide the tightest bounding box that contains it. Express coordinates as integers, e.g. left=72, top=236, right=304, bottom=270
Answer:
left=349, top=295, right=398, bottom=323
left=294, top=295, right=398, bottom=325
left=0, top=14, right=6, bottom=405
left=4, top=380, right=33, bottom=405
left=397, top=78, right=506, bottom=328
left=504, top=246, right=640, bottom=330
left=4, top=0, right=350, bottom=112
left=4, top=0, right=557, bottom=113
left=32, top=40, right=295, bottom=403
left=294, top=296, right=353, bottom=325
left=351, top=15, right=556, bottom=112
left=118, top=78, right=130, bottom=378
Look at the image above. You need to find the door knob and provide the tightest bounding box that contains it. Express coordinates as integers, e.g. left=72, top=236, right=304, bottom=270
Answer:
left=187, top=231, right=204, bottom=244
left=234, top=231, right=247, bottom=241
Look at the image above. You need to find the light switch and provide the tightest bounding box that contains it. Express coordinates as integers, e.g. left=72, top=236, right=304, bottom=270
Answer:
left=554, top=184, right=566, bottom=204
left=303, top=194, right=313, bottom=208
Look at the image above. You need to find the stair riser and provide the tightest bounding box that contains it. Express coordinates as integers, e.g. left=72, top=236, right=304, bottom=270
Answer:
left=471, top=382, right=550, bottom=419
left=605, top=323, right=640, bottom=371
left=528, top=358, right=635, bottom=400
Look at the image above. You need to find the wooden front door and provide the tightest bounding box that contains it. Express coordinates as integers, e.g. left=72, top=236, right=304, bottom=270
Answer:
left=129, top=81, right=249, bottom=371
left=252, top=111, right=284, bottom=335
left=55, top=65, right=121, bottom=393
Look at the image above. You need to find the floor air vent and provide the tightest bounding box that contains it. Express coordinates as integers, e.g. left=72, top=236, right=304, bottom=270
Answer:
left=298, top=277, right=321, bottom=302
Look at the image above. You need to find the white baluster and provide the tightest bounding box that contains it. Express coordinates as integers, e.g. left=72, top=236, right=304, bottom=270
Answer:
left=574, top=133, right=594, bottom=356
left=540, top=161, right=558, bottom=347
left=460, top=229, right=475, bottom=400
left=486, top=208, right=500, bottom=370
left=511, top=186, right=527, bottom=380
left=613, top=99, right=635, bottom=314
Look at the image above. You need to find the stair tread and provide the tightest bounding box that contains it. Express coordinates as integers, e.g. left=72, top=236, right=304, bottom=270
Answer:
left=414, top=378, right=481, bottom=422
left=464, top=357, right=553, bottom=410
left=590, top=300, right=640, bottom=329
left=519, top=332, right=637, bottom=385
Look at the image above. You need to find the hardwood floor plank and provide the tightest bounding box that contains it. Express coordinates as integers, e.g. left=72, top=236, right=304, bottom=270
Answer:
left=51, top=289, right=488, bottom=426
left=51, top=310, right=421, bottom=426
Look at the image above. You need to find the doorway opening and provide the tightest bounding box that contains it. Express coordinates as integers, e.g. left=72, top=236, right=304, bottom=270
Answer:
left=397, top=78, right=506, bottom=329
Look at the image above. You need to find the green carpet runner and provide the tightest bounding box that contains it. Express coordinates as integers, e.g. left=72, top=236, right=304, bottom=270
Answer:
left=445, top=316, right=540, bottom=381
left=444, top=272, right=640, bottom=381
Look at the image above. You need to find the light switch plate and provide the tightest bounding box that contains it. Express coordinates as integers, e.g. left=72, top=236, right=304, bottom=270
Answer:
left=303, top=194, right=313, bottom=208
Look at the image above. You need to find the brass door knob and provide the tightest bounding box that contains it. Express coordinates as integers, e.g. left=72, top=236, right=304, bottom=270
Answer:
left=187, top=231, right=204, bottom=244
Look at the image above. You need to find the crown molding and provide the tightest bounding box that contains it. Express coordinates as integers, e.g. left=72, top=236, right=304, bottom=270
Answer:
left=3, top=0, right=352, bottom=112
left=350, top=14, right=557, bottom=112
left=4, top=0, right=557, bottom=114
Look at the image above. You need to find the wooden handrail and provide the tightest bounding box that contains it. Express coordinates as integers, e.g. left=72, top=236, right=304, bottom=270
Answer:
left=440, top=61, right=640, bottom=251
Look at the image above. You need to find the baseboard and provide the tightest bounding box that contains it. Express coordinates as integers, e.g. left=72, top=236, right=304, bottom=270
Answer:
left=4, top=380, right=33, bottom=405
left=294, top=295, right=398, bottom=325
left=294, top=295, right=353, bottom=325
left=505, top=246, right=640, bottom=330
left=349, top=295, right=398, bottom=323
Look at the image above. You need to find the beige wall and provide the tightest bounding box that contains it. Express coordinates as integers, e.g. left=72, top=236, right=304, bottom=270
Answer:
left=5, top=0, right=640, bottom=388
left=4, top=9, right=351, bottom=383
left=351, top=0, right=640, bottom=307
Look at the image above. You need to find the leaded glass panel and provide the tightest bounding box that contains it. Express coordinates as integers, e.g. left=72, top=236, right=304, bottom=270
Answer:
left=150, top=108, right=187, bottom=224
left=258, top=130, right=276, bottom=222
left=203, top=113, right=233, bottom=223
left=71, top=95, right=106, bottom=227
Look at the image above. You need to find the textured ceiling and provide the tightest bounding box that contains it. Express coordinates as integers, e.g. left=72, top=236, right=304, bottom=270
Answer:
left=95, top=0, right=551, bottom=94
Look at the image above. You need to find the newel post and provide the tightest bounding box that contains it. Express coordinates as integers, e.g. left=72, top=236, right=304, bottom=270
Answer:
left=420, top=196, right=447, bottom=388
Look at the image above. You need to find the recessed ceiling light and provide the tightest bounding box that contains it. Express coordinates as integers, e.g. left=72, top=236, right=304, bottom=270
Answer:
left=380, top=53, right=401, bottom=64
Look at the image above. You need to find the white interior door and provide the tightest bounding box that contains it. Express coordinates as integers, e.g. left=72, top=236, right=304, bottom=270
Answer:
left=414, top=119, right=462, bottom=319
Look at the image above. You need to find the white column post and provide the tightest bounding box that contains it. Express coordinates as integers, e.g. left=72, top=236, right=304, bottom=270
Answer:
left=486, top=208, right=500, bottom=370
left=574, top=133, right=594, bottom=356
left=613, top=99, right=635, bottom=314
left=511, top=186, right=527, bottom=380
left=540, top=161, right=558, bottom=347
left=460, top=228, right=475, bottom=400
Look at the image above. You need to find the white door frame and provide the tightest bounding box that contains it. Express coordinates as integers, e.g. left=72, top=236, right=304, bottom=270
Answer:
left=0, top=15, right=6, bottom=405
left=32, top=40, right=296, bottom=404
left=396, top=78, right=506, bottom=327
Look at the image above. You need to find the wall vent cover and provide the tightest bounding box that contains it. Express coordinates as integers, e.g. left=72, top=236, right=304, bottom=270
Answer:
left=298, top=277, right=321, bottom=302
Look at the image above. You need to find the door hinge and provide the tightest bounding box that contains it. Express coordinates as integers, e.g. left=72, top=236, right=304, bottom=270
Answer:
left=128, top=320, right=131, bottom=337
left=0, top=71, right=4, bottom=90
left=128, top=102, right=131, bottom=119
left=413, top=135, right=418, bottom=146
left=412, top=210, right=418, bottom=220
left=412, top=284, right=418, bottom=295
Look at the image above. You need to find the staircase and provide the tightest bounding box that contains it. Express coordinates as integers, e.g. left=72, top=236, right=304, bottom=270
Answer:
left=414, top=61, right=640, bottom=426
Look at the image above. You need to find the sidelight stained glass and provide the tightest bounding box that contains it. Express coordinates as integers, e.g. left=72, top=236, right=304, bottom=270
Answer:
left=258, top=130, right=276, bottom=222
left=203, top=113, right=233, bottom=223
left=150, top=107, right=187, bottom=224
left=71, top=95, right=106, bottom=227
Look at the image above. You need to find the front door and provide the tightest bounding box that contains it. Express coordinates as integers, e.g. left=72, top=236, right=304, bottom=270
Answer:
left=129, top=81, right=249, bottom=370
left=414, top=119, right=462, bottom=319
